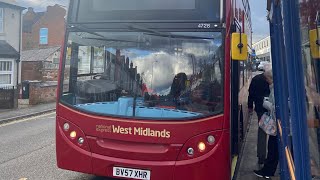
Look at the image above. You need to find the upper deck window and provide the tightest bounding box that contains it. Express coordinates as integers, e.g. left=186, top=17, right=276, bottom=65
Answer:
left=71, top=0, right=221, bottom=22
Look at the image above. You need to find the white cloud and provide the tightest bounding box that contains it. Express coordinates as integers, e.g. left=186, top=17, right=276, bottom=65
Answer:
left=132, top=52, right=193, bottom=93
left=129, top=41, right=217, bottom=93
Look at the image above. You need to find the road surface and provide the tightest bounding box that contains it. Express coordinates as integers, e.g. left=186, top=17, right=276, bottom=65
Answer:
left=0, top=112, right=115, bottom=180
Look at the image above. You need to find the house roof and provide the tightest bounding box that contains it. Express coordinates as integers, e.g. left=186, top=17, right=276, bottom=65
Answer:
left=21, top=46, right=60, bottom=62
left=0, top=40, right=19, bottom=58
left=0, top=0, right=26, bottom=10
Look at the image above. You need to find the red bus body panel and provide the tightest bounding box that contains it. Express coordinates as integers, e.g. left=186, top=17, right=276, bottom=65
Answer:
left=57, top=104, right=223, bottom=143
left=56, top=120, right=93, bottom=174
left=223, top=0, right=232, bottom=131
left=56, top=104, right=230, bottom=179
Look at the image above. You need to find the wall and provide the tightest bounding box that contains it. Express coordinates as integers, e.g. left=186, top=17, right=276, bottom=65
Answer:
left=22, top=7, right=43, bottom=50
left=21, top=61, right=43, bottom=81
left=0, top=7, right=21, bottom=51
left=29, top=81, right=57, bottom=105
left=22, top=61, right=60, bottom=82
left=253, top=36, right=272, bottom=62
left=24, top=5, right=66, bottom=49
left=22, top=32, right=34, bottom=50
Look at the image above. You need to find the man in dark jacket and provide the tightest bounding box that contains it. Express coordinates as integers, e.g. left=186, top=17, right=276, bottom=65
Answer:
left=248, top=70, right=273, bottom=164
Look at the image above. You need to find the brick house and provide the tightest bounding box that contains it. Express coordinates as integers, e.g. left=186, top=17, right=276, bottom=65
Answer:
left=20, top=46, right=62, bottom=105
left=0, top=0, right=25, bottom=108
left=21, top=46, right=61, bottom=82
left=22, top=7, right=44, bottom=50
left=22, top=4, right=66, bottom=50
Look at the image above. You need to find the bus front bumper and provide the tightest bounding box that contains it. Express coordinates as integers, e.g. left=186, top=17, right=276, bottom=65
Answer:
left=56, top=122, right=230, bottom=180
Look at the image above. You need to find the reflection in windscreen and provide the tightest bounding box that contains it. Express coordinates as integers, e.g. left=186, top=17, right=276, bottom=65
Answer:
left=61, top=31, right=224, bottom=120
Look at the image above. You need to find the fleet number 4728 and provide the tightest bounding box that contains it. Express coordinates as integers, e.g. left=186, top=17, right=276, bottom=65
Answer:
left=198, top=23, right=211, bottom=28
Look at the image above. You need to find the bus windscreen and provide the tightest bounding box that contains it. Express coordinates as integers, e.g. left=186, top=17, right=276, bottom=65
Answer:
left=71, top=0, right=221, bottom=22
left=60, top=31, right=224, bottom=120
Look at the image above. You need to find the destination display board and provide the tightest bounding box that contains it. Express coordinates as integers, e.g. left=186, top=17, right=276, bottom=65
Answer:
left=70, top=0, right=221, bottom=23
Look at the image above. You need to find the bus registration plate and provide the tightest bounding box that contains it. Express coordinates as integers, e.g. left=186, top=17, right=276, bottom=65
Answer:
left=113, top=166, right=151, bottom=180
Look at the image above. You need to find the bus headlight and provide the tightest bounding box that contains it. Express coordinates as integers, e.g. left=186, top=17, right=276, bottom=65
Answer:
left=177, top=131, right=221, bottom=160
left=70, top=131, right=77, bottom=138
left=207, top=135, right=215, bottom=144
left=198, top=142, right=206, bottom=152
left=78, top=137, right=84, bottom=144
left=187, top=148, right=194, bottom=155
left=58, top=118, right=90, bottom=152
left=63, top=123, right=70, bottom=131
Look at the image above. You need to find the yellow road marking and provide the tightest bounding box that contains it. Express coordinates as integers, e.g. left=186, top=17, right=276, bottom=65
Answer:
left=19, top=178, right=28, bottom=180
left=0, top=112, right=56, bottom=128
left=231, top=156, right=238, bottom=178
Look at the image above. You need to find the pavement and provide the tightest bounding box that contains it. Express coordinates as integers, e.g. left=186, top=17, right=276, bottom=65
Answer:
left=0, top=102, right=56, bottom=124
left=236, top=113, right=280, bottom=180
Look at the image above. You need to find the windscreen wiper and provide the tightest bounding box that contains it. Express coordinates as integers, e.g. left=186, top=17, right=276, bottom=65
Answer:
left=128, top=24, right=214, bottom=40
left=144, top=32, right=215, bottom=40
left=70, top=24, right=140, bottom=43
left=128, top=24, right=171, bottom=36
left=70, top=24, right=105, bottom=38
left=83, top=37, right=140, bottom=43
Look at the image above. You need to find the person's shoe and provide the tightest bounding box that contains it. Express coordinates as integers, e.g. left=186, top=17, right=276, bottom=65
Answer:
left=253, top=170, right=271, bottom=179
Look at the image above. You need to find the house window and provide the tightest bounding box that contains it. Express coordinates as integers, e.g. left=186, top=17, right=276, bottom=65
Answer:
left=39, top=28, right=48, bottom=45
left=0, top=60, right=14, bottom=86
left=0, top=8, right=3, bottom=33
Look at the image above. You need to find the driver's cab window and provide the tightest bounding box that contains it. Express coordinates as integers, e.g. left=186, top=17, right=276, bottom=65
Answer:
left=77, top=46, right=105, bottom=75
left=93, top=47, right=105, bottom=74
left=78, top=46, right=91, bottom=74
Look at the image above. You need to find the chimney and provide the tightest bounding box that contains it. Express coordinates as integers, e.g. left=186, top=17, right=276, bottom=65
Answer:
left=27, top=7, right=34, bottom=12
left=126, top=57, right=129, bottom=69
left=116, top=49, right=121, bottom=57
left=121, top=56, right=125, bottom=67
left=47, top=5, right=53, bottom=13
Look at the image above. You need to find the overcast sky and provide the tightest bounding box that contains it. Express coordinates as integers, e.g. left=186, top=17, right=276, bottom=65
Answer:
left=248, top=0, right=270, bottom=43
left=15, top=0, right=269, bottom=43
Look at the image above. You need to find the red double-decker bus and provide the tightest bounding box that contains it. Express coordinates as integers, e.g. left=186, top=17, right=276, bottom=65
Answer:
left=56, top=0, right=252, bottom=179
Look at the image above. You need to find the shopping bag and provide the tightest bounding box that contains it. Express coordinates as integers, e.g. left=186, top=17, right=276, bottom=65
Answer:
left=258, top=112, right=277, bottom=136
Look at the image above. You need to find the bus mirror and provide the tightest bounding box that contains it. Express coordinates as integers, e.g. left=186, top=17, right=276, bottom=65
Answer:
left=309, top=29, right=320, bottom=59
left=231, top=33, right=248, bottom=61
